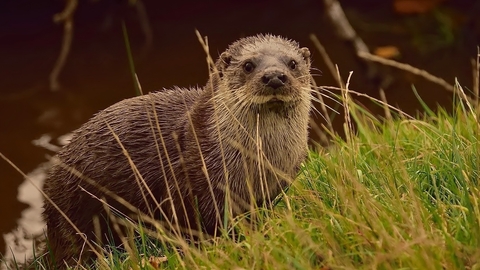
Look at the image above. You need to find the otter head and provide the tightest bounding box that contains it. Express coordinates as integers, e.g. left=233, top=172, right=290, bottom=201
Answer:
left=214, top=34, right=311, bottom=113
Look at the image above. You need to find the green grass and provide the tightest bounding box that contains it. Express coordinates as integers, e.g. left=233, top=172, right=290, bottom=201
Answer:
left=295, top=106, right=480, bottom=269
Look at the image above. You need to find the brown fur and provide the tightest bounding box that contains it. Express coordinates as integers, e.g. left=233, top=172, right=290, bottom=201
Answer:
left=42, top=34, right=312, bottom=268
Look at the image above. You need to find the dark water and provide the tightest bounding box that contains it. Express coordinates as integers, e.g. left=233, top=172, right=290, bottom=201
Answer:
left=0, top=0, right=478, bottom=264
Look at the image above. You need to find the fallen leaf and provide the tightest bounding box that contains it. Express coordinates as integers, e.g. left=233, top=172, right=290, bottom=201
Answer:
left=139, top=255, right=168, bottom=269
left=149, top=255, right=168, bottom=269
left=374, top=46, right=401, bottom=59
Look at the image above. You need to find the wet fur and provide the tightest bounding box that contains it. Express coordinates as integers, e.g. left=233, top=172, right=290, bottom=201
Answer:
left=42, top=34, right=312, bottom=268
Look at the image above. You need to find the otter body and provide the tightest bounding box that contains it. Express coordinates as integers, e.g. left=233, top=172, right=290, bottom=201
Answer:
left=43, top=34, right=312, bottom=267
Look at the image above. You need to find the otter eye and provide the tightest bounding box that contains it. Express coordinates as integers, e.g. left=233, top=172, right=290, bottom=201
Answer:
left=243, top=61, right=255, bottom=73
left=288, top=60, right=297, bottom=70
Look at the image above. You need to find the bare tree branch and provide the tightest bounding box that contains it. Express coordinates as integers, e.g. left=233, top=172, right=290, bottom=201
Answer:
left=322, top=0, right=393, bottom=89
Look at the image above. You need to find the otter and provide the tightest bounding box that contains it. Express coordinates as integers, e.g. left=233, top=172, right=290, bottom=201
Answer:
left=42, top=34, right=312, bottom=268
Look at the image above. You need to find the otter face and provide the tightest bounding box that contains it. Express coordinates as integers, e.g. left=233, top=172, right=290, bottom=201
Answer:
left=215, top=34, right=311, bottom=113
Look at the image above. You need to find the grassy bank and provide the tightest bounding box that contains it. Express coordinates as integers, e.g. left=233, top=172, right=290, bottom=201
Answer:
left=6, top=96, right=479, bottom=269
left=65, top=97, right=477, bottom=270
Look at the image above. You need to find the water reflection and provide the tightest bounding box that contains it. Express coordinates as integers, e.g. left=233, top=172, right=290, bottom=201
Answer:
left=2, top=134, right=71, bottom=269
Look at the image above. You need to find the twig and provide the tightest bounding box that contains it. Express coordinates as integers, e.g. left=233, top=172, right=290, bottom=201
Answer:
left=358, top=51, right=455, bottom=92
left=357, top=51, right=477, bottom=105
left=321, top=85, right=414, bottom=120
left=49, top=0, right=78, bottom=91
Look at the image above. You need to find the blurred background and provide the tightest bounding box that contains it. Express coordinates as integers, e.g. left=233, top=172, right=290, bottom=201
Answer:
left=0, top=0, right=478, bottom=262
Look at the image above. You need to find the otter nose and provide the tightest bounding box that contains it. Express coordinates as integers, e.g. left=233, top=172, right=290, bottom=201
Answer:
left=261, top=72, right=287, bottom=89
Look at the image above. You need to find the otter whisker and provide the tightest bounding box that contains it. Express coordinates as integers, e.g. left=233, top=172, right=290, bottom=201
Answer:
left=308, top=87, right=344, bottom=107
left=313, top=99, right=340, bottom=115
left=309, top=104, right=324, bottom=118
left=313, top=85, right=340, bottom=97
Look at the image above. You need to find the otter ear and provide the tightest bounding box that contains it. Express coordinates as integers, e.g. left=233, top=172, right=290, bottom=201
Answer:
left=300, top=47, right=311, bottom=66
left=215, top=51, right=232, bottom=78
